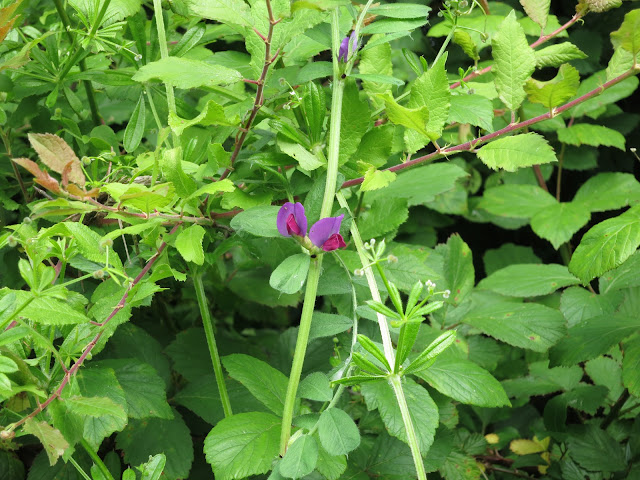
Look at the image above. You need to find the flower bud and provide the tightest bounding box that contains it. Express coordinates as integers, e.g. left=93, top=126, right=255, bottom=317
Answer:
left=92, top=270, right=105, bottom=279
left=443, top=289, right=451, bottom=299
left=387, top=254, right=398, bottom=264
left=354, top=269, right=364, bottom=276
left=99, top=238, right=113, bottom=249
left=23, top=216, right=32, bottom=224
left=7, top=236, right=17, bottom=248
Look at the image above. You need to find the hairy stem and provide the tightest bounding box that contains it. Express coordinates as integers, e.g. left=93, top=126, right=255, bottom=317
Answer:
left=343, top=66, right=640, bottom=188
left=152, top=0, right=176, bottom=123
left=193, top=274, right=232, bottom=418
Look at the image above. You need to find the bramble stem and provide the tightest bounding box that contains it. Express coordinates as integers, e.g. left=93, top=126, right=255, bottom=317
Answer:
left=343, top=66, right=640, bottom=188
left=5, top=224, right=181, bottom=433
left=220, top=0, right=279, bottom=180
left=194, top=274, right=232, bottom=418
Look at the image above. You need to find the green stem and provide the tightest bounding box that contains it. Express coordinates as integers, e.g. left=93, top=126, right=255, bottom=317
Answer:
left=0, top=297, right=34, bottom=331
left=336, top=192, right=395, bottom=365
left=279, top=257, right=322, bottom=455
left=80, top=438, right=115, bottom=480
left=68, top=456, right=92, bottom=480
left=389, top=375, right=427, bottom=480
left=151, top=0, right=178, bottom=145
left=432, top=21, right=455, bottom=67
left=193, top=274, right=232, bottom=418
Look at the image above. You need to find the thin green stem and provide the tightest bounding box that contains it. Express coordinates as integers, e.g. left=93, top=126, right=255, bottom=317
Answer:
left=432, top=21, right=456, bottom=67
left=0, top=297, right=34, bottom=331
left=68, top=456, right=92, bottom=480
left=152, top=0, right=178, bottom=145
left=193, top=274, right=232, bottom=418
left=336, top=192, right=395, bottom=365
left=279, top=257, right=322, bottom=455
left=80, top=438, right=115, bottom=480
left=389, top=375, right=427, bottom=480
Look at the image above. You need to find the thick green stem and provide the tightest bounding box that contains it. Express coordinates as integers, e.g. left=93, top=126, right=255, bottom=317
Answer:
left=279, top=257, right=322, bottom=455
left=389, top=375, right=427, bottom=480
left=193, top=275, right=232, bottom=418
left=80, top=438, right=115, bottom=480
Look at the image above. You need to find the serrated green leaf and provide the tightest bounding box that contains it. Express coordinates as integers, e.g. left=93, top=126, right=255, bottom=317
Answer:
left=492, top=11, right=536, bottom=111
left=525, top=64, right=580, bottom=109
left=606, top=47, right=635, bottom=81
left=298, top=372, right=332, bottom=401
left=22, top=419, right=69, bottom=466
left=340, top=80, right=371, bottom=165
left=362, top=17, right=428, bottom=35
left=573, top=172, right=640, bottom=212
left=448, top=94, right=494, bottom=132
left=358, top=197, right=408, bottom=240
left=611, top=9, right=640, bottom=55
left=161, top=147, right=196, bottom=198
left=318, top=408, right=361, bottom=455
left=534, top=42, right=587, bottom=68
left=550, top=314, right=640, bottom=366
left=520, top=0, right=550, bottom=29
left=308, top=312, right=353, bottom=341
left=416, top=356, right=510, bottom=407
left=270, top=254, right=310, bottom=294
left=368, top=163, right=468, bottom=207
left=623, top=336, right=640, bottom=397
left=405, top=54, right=451, bottom=148
left=464, top=301, right=566, bottom=352
left=204, top=412, right=280, bottom=480
left=558, top=124, right=625, bottom=151
left=357, top=35, right=394, bottom=110
left=361, top=165, right=397, bottom=192
left=222, top=354, right=289, bottom=416
left=362, top=379, right=438, bottom=452
left=479, top=264, right=580, bottom=297
left=435, top=234, right=474, bottom=305
left=477, top=133, right=557, bottom=172
left=479, top=184, right=557, bottom=218
left=132, top=57, right=242, bottom=89
left=278, top=138, right=324, bottom=171
left=381, top=92, right=429, bottom=137
left=280, top=435, right=318, bottom=479
left=175, top=224, right=206, bottom=265
left=530, top=202, right=591, bottom=249
left=182, top=0, right=252, bottom=28
left=567, top=425, right=626, bottom=472
left=599, top=251, right=640, bottom=293
left=169, top=99, right=240, bottom=136
left=65, top=396, right=127, bottom=421
left=315, top=447, right=346, bottom=480
left=569, top=205, right=640, bottom=282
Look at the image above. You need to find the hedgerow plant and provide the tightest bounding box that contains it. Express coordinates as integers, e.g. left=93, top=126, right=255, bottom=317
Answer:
left=1, top=0, right=640, bottom=478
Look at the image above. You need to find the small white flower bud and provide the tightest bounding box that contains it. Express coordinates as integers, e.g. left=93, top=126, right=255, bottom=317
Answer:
left=99, top=238, right=113, bottom=249
left=7, top=236, right=17, bottom=248
left=425, top=279, right=436, bottom=290
left=92, top=270, right=104, bottom=279
left=443, top=290, right=451, bottom=299
left=354, top=269, right=364, bottom=276
left=369, top=238, right=376, bottom=246
left=631, top=147, right=637, bottom=153
left=134, top=54, right=142, bottom=61
left=387, top=254, right=398, bottom=264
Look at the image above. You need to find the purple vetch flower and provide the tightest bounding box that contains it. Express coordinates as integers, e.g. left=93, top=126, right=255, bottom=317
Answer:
left=277, top=202, right=308, bottom=237
left=338, top=31, right=358, bottom=62
left=309, top=214, right=346, bottom=252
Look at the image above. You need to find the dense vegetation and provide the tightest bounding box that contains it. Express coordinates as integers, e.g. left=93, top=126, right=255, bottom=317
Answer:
left=1, top=0, right=640, bottom=478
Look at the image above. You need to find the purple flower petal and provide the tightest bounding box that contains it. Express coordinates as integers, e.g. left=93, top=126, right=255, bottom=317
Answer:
left=350, top=30, right=358, bottom=55
left=309, top=214, right=344, bottom=248
left=338, top=36, right=349, bottom=62
left=277, top=202, right=308, bottom=237
left=322, top=233, right=346, bottom=252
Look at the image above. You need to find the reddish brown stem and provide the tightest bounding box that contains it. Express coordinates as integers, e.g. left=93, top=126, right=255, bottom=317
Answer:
left=9, top=223, right=181, bottom=432
left=342, top=67, right=639, bottom=188
left=219, top=0, right=279, bottom=181
left=449, top=13, right=582, bottom=90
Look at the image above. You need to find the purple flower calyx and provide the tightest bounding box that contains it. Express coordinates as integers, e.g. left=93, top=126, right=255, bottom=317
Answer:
left=277, top=203, right=347, bottom=253
left=338, top=31, right=358, bottom=62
